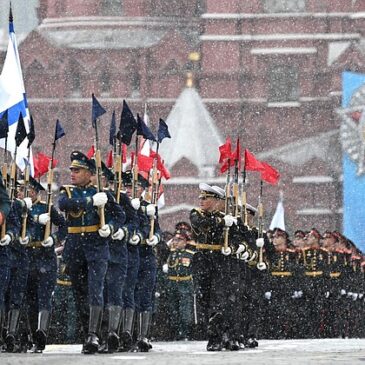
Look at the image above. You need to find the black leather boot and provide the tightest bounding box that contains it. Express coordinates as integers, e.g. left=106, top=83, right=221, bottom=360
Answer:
left=84, top=306, right=102, bottom=355
left=136, top=311, right=151, bottom=352
left=206, top=312, right=223, bottom=352
left=32, top=310, right=50, bottom=353
left=119, top=308, right=134, bottom=352
left=0, top=309, right=5, bottom=346
left=107, top=305, right=122, bottom=353
left=5, top=309, right=20, bottom=353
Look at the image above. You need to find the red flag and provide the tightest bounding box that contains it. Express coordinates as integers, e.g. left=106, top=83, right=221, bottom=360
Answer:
left=33, top=153, right=58, bottom=179
left=219, top=137, right=232, bottom=163
left=244, top=149, right=264, bottom=172
left=87, top=145, right=95, bottom=159
left=137, top=153, right=154, bottom=172
left=220, top=159, right=234, bottom=173
left=106, top=150, right=113, bottom=168
left=261, top=162, right=280, bottom=185
left=157, top=158, right=171, bottom=180
left=150, top=151, right=171, bottom=180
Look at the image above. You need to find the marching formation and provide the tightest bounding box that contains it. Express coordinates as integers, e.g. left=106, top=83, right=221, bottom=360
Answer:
left=0, top=95, right=363, bottom=355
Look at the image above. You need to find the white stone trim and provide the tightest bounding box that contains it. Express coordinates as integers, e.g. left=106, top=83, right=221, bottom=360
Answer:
left=251, top=47, right=317, bottom=55
left=293, top=176, right=334, bottom=183
left=296, top=208, right=333, bottom=215
left=202, top=12, right=355, bottom=20
left=200, top=33, right=360, bottom=42
left=267, top=101, right=301, bottom=108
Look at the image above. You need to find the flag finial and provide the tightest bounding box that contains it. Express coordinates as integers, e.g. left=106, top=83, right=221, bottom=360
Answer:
left=9, top=2, right=13, bottom=22
left=186, top=72, right=194, bottom=88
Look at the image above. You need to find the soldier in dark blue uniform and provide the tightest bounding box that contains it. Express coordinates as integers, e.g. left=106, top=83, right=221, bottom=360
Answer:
left=133, top=173, right=161, bottom=352
left=58, top=151, right=125, bottom=354
left=3, top=179, right=34, bottom=353
left=0, top=171, right=12, bottom=347
left=95, top=165, right=133, bottom=353
left=21, top=177, right=67, bottom=352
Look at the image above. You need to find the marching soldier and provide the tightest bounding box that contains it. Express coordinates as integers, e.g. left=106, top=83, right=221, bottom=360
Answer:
left=3, top=179, right=34, bottom=352
left=21, top=177, right=67, bottom=352
left=134, top=173, right=162, bottom=352
left=117, top=171, right=144, bottom=352
left=0, top=171, right=13, bottom=348
left=58, top=151, right=125, bottom=354
left=190, top=183, right=245, bottom=351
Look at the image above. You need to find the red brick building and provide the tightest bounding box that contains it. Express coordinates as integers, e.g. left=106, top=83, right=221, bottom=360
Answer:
left=6, top=0, right=365, bottom=234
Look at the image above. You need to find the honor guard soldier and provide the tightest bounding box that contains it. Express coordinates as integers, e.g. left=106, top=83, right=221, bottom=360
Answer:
left=96, top=165, right=135, bottom=354
left=267, top=229, right=296, bottom=339
left=117, top=171, right=143, bottom=352
left=21, top=177, right=67, bottom=352
left=163, top=230, right=194, bottom=340
left=134, top=172, right=162, bottom=352
left=0, top=171, right=12, bottom=348
left=300, top=228, right=326, bottom=338
left=58, top=151, right=125, bottom=354
left=3, top=179, right=34, bottom=353
left=190, top=183, right=244, bottom=351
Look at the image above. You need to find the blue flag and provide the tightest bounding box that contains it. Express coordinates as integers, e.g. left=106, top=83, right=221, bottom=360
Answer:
left=15, top=113, right=27, bottom=147
left=109, top=111, right=116, bottom=146
left=137, top=113, right=156, bottom=141
left=342, top=71, right=365, bottom=251
left=91, top=94, right=106, bottom=128
left=157, top=118, right=171, bottom=143
left=55, top=119, right=65, bottom=141
left=27, top=115, right=35, bottom=148
left=119, top=100, right=137, bottom=146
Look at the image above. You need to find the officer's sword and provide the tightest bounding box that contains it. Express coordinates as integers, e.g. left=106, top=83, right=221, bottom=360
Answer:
left=193, top=292, right=198, bottom=325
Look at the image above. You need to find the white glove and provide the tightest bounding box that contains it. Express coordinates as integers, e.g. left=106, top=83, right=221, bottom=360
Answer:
left=155, top=292, right=161, bottom=298
left=352, top=293, right=358, bottom=301
left=131, top=198, right=140, bottom=211
left=221, top=246, right=232, bottom=256
left=146, top=204, right=156, bottom=217
left=297, top=290, right=303, bottom=298
left=292, top=291, right=298, bottom=299
left=257, top=262, right=267, bottom=271
left=23, top=197, right=32, bottom=210
left=340, top=289, right=346, bottom=296
left=325, top=291, right=330, bottom=299
left=236, top=244, right=246, bottom=255
left=347, top=291, right=353, bottom=299
left=38, top=213, right=50, bottom=225
left=359, top=293, right=364, bottom=300
left=256, top=238, right=265, bottom=248
left=42, top=236, right=54, bottom=247
left=112, top=228, right=125, bottom=241
left=239, top=251, right=249, bottom=261
left=264, top=291, right=272, bottom=300
left=0, top=234, right=11, bottom=246
left=129, top=234, right=141, bottom=245
left=223, top=215, right=237, bottom=227
left=146, top=235, right=159, bottom=247
left=162, top=263, right=169, bottom=273
left=19, top=236, right=30, bottom=245
left=92, top=192, right=108, bottom=207
left=98, top=224, right=111, bottom=238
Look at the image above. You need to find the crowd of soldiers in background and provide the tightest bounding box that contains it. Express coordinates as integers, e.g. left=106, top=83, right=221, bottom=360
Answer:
left=50, top=208, right=365, bottom=347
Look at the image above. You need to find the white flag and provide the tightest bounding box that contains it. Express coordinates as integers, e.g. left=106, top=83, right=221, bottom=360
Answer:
left=0, top=12, right=33, bottom=173
left=270, top=194, right=285, bottom=231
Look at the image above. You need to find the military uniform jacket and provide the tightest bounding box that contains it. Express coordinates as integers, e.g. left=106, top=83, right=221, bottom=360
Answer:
left=27, top=199, right=67, bottom=270
left=137, top=199, right=161, bottom=257
left=166, top=248, right=194, bottom=279
left=58, top=184, right=125, bottom=262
